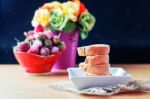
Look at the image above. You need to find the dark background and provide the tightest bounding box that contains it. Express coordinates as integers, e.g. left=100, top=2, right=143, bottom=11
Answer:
left=1, top=0, right=150, bottom=64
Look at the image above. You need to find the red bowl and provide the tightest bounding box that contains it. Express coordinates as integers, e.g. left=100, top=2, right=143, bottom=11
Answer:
left=13, top=50, right=62, bottom=74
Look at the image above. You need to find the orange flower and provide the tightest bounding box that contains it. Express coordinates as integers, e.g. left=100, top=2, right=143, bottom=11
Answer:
left=72, top=0, right=87, bottom=15
left=40, top=1, right=62, bottom=11
left=41, top=3, right=54, bottom=11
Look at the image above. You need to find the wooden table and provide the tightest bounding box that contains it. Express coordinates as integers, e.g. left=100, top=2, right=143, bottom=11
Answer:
left=0, top=64, right=150, bottom=99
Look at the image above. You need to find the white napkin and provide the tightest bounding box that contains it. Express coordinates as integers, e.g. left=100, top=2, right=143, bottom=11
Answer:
left=49, top=80, right=150, bottom=96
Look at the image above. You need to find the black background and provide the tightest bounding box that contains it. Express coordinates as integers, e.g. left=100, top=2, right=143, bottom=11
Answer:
left=1, top=0, right=150, bottom=64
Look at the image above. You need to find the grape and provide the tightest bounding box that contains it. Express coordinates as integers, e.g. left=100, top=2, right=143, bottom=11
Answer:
left=33, top=39, right=43, bottom=48
left=28, top=35, right=34, bottom=40
left=40, top=47, right=50, bottom=56
left=27, top=45, right=39, bottom=54
left=51, top=46, right=59, bottom=54
left=33, top=32, right=44, bottom=40
left=34, top=24, right=44, bottom=32
left=24, top=31, right=34, bottom=37
left=44, top=39, right=52, bottom=47
left=24, top=31, right=35, bottom=40
left=16, top=42, right=30, bottom=52
left=27, top=30, right=34, bottom=35
left=52, top=35, right=60, bottom=44
left=43, top=30, right=54, bottom=39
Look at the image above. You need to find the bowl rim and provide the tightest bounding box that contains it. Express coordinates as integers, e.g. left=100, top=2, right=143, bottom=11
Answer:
left=67, top=67, right=132, bottom=78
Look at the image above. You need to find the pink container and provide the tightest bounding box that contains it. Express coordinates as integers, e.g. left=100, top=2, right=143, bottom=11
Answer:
left=53, top=31, right=79, bottom=69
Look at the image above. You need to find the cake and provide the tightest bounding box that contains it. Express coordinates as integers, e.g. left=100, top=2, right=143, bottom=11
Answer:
left=77, top=44, right=110, bottom=56
left=85, top=55, right=109, bottom=65
left=78, top=44, right=110, bottom=76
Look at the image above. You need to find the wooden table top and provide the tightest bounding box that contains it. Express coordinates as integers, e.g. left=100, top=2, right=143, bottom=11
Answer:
left=0, top=64, right=150, bottom=99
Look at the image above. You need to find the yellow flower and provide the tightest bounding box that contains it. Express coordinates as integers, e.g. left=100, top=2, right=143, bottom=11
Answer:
left=62, top=1, right=79, bottom=22
left=41, top=1, right=62, bottom=11
left=32, top=9, right=50, bottom=27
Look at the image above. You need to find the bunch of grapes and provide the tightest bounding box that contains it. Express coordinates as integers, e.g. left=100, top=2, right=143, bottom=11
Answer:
left=15, top=24, right=66, bottom=56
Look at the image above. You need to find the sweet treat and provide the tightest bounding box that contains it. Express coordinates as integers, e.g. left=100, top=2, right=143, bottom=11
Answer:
left=85, top=55, right=109, bottom=65
left=78, top=44, right=110, bottom=76
left=79, top=62, right=87, bottom=71
left=85, top=72, right=110, bottom=76
left=79, top=62, right=110, bottom=75
left=77, top=44, right=110, bottom=56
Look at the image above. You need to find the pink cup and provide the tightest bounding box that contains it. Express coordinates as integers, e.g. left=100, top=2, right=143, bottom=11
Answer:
left=53, top=31, right=79, bottom=69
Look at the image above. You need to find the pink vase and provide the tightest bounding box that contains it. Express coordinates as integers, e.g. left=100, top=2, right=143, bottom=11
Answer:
left=53, top=31, right=79, bottom=69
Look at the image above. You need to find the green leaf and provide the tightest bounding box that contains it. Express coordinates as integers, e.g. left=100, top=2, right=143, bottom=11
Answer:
left=50, top=10, right=69, bottom=31
left=28, top=39, right=33, bottom=46
left=14, top=38, right=20, bottom=44
left=63, top=21, right=76, bottom=33
left=80, top=32, right=89, bottom=40
left=78, top=12, right=96, bottom=39
left=44, top=39, right=52, bottom=47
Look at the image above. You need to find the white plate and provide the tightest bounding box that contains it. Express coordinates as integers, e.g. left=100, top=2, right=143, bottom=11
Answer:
left=67, top=67, right=132, bottom=90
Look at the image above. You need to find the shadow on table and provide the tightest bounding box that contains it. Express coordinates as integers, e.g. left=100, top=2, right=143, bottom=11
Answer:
left=49, top=69, right=68, bottom=76
left=81, top=91, right=149, bottom=98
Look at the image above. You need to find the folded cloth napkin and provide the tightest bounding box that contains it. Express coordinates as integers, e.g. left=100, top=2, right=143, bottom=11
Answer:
left=49, top=80, right=150, bottom=96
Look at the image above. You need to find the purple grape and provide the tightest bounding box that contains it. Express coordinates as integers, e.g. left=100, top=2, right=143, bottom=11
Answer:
left=16, top=42, right=30, bottom=52
left=51, top=46, right=59, bottom=54
left=27, top=45, right=39, bottom=54
left=58, top=42, right=66, bottom=51
left=43, top=30, right=54, bottom=39
left=40, top=47, right=50, bottom=56
left=52, top=35, right=60, bottom=44
left=33, top=39, right=43, bottom=48
left=28, top=35, right=35, bottom=40
left=24, top=31, right=34, bottom=36
left=33, top=32, right=44, bottom=39
left=25, top=31, right=35, bottom=40
left=27, top=30, right=34, bottom=35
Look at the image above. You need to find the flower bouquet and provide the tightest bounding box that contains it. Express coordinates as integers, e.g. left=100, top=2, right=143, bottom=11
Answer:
left=31, top=0, right=96, bottom=69
left=32, top=0, right=96, bottom=39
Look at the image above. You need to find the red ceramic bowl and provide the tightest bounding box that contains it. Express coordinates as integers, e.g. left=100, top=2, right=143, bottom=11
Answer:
left=13, top=50, right=61, bottom=74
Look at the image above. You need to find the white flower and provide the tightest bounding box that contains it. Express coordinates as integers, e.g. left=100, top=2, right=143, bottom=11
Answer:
left=62, top=1, right=79, bottom=22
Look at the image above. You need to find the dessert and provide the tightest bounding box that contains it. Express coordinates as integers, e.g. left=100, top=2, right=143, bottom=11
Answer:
left=78, top=44, right=110, bottom=76
left=77, top=44, right=110, bottom=56
left=85, top=55, right=109, bottom=65
left=79, top=62, right=110, bottom=74
left=85, top=72, right=110, bottom=76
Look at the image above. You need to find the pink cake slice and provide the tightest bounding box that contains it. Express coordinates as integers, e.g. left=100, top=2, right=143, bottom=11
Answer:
left=85, top=72, right=110, bottom=76
left=84, top=55, right=109, bottom=65
left=77, top=44, right=110, bottom=56
left=79, top=62, right=110, bottom=75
